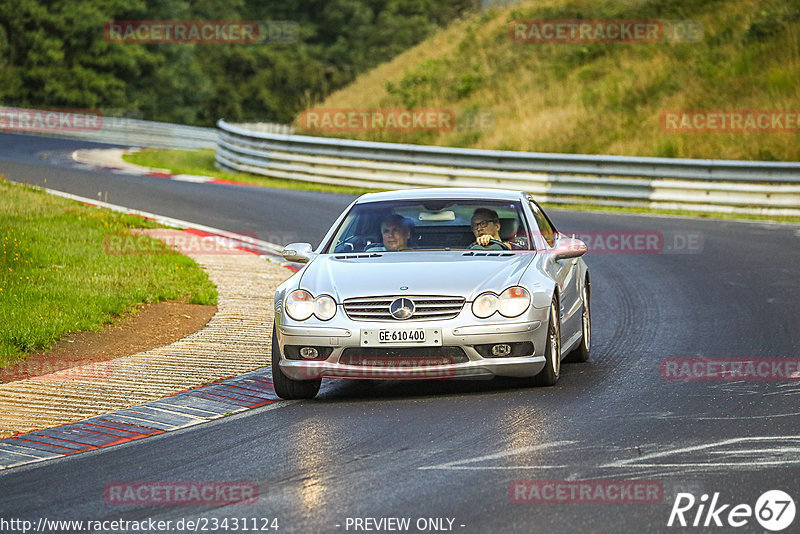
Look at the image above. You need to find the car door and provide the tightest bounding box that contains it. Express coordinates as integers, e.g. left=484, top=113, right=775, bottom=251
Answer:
left=528, top=200, right=581, bottom=340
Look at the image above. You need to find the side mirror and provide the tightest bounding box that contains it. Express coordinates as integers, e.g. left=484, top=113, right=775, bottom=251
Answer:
left=282, top=242, right=315, bottom=264
left=553, top=235, right=587, bottom=261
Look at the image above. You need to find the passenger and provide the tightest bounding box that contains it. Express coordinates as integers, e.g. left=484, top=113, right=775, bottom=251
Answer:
left=470, top=208, right=512, bottom=250
left=367, top=214, right=413, bottom=251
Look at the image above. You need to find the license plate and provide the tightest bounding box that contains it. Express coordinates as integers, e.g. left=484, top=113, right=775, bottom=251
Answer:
left=360, top=328, right=442, bottom=347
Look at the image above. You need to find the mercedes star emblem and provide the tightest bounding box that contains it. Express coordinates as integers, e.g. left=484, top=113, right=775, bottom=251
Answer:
left=389, top=297, right=415, bottom=320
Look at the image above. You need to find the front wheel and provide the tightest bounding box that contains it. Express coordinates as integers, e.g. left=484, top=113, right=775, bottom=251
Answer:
left=533, top=297, right=561, bottom=386
left=271, top=324, right=321, bottom=399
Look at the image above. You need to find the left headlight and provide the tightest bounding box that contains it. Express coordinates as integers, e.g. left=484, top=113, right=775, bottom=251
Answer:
left=285, top=290, right=337, bottom=321
left=472, top=286, right=530, bottom=319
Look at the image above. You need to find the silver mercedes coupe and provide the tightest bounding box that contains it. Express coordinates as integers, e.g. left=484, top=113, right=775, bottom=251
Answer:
left=272, top=188, right=590, bottom=399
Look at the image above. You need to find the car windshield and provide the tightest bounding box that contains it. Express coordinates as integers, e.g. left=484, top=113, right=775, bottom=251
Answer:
left=324, top=199, right=533, bottom=253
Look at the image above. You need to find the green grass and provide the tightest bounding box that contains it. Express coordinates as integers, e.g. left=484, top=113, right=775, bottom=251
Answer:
left=122, top=147, right=800, bottom=224
left=123, top=148, right=377, bottom=196
left=0, top=178, right=218, bottom=366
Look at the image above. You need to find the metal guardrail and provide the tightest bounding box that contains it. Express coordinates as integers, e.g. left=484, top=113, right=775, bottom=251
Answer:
left=6, top=106, right=797, bottom=215
left=80, top=117, right=218, bottom=150
left=51, top=116, right=218, bottom=150
left=216, top=120, right=800, bottom=216
left=232, top=122, right=295, bottom=136
left=0, top=107, right=217, bottom=150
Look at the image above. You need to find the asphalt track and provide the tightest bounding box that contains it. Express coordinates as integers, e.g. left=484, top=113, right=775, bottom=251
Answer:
left=1, top=133, right=799, bottom=533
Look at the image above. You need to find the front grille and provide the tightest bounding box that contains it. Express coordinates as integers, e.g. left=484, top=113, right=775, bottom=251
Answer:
left=343, top=295, right=465, bottom=321
left=339, top=346, right=468, bottom=365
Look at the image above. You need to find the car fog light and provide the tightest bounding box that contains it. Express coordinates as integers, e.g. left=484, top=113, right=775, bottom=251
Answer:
left=491, top=344, right=512, bottom=357
left=299, top=347, right=319, bottom=359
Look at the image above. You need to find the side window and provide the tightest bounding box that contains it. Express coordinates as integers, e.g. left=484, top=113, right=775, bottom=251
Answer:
left=528, top=201, right=556, bottom=247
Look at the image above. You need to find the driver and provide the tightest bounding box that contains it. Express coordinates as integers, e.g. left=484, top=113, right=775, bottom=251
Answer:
left=367, top=214, right=413, bottom=251
left=470, top=208, right=512, bottom=250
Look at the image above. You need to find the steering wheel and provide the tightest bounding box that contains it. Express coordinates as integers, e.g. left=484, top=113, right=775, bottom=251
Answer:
left=334, top=235, right=366, bottom=253
left=470, top=238, right=511, bottom=250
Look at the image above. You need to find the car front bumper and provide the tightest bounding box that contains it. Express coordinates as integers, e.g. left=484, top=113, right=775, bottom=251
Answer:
left=275, top=308, right=549, bottom=381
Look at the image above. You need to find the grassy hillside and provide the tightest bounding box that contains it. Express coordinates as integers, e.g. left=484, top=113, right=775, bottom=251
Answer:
left=297, top=0, right=800, bottom=161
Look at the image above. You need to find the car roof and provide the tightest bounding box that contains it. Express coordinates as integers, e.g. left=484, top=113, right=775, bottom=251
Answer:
left=354, top=188, right=528, bottom=204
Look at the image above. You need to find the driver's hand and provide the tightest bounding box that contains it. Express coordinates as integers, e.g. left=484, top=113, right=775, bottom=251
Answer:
left=476, top=234, right=492, bottom=246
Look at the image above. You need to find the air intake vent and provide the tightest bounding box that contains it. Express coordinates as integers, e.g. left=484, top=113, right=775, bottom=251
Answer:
left=334, top=253, right=383, bottom=259
left=462, top=251, right=514, bottom=257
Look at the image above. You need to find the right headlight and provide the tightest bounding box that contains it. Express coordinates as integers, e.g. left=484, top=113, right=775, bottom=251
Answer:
left=285, top=290, right=337, bottom=321
left=472, top=292, right=499, bottom=318
left=313, top=294, right=337, bottom=321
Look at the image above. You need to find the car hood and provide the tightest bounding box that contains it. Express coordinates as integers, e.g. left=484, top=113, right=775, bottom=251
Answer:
left=298, top=251, right=536, bottom=302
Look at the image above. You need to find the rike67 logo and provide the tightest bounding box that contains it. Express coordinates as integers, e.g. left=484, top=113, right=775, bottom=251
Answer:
left=668, top=490, right=795, bottom=531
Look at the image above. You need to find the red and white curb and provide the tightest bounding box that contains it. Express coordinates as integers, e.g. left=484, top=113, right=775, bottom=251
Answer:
left=71, top=147, right=261, bottom=187
left=30, top=183, right=299, bottom=272
left=66, top=149, right=300, bottom=269
left=0, top=182, right=304, bottom=469
left=0, top=371, right=281, bottom=470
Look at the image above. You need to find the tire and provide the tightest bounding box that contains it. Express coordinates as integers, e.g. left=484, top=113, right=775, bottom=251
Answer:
left=564, top=279, right=590, bottom=363
left=271, top=324, right=321, bottom=400
left=533, top=296, right=561, bottom=386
